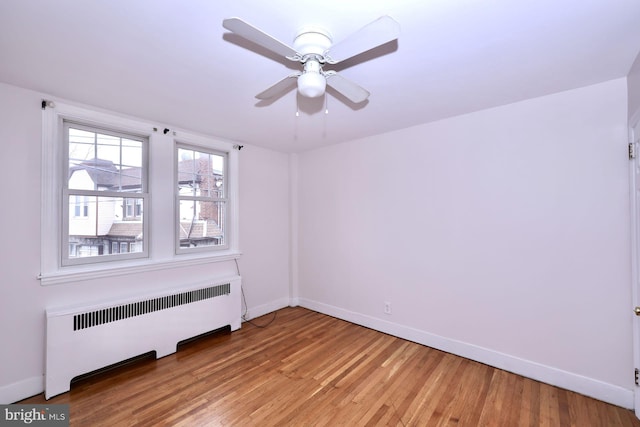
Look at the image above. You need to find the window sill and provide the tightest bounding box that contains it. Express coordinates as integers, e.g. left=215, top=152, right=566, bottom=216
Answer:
left=38, top=251, right=242, bottom=286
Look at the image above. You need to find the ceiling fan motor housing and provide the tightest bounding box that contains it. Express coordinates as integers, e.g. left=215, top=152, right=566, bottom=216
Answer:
left=293, top=27, right=332, bottom=58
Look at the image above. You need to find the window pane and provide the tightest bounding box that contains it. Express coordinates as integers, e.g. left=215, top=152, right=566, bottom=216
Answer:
left=205, top=153, right=225, bottom=197
left=177, top=149, right=196, bottom=194
left=178, top=177, right=197, bottom=196
left=122, top=144, right=142, bottom=168
left=69, top=142, right=95, bottom=163
left=96, top=133, right=120, bottom=146
left=123, top=198, right=143, bottom=219
left=71, top=195, right=89, bottom=217
left=96, top=144, right=120, bottom=164
left=68, top=195, right=144, bottom=260
left=68, top=126, right=144, bottom=192
left=69, top=128, right=95, bottom=143
left=177, top=148, right=224, bottom=197
left=120, top=166, right=142, bottom=192
left=178, top=200, right=225, bottom=248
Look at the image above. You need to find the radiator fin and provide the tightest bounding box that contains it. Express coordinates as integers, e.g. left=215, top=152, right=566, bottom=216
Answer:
left=73, top=283, right=230, bottom=331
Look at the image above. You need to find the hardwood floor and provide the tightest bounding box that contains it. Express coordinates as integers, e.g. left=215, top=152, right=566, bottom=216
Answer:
left=20, top=307, right=640, bottom=426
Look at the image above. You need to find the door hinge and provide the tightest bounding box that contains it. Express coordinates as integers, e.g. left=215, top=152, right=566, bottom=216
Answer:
left=630, top=143, right=636, bottom=160
left=635, top=368, right=639, bottom=386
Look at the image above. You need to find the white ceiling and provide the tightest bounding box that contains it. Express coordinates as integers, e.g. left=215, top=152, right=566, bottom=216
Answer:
left=1, top=1, right=639, bottom=153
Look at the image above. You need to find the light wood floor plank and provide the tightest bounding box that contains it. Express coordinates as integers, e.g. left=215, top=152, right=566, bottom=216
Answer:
left=18, top=307, right=640, bottom=426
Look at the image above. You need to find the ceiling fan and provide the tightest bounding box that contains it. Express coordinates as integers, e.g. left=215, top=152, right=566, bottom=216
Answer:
left=222, top=16, right=400, bottom=104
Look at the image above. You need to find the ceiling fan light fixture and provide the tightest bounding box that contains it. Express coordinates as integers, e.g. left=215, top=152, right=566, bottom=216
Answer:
left=297, top=60, right=326, bottom=98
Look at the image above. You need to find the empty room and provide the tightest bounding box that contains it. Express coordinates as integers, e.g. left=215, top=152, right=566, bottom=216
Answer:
left=2, top=0, right=640, bottom=425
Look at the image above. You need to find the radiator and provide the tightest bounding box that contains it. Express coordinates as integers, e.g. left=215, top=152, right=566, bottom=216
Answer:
left=45, top=276, right=241, bottom=399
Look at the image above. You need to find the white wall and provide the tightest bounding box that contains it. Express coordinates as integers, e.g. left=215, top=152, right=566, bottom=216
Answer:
left=237, top=144, right=291, bottom=318
left=297, top=78, right=633, bottom=407
left=0, top=81, right=291, bottom=403
left=1, top=75, right=634, bottom=407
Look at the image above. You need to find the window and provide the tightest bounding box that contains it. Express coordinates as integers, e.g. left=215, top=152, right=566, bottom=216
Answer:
left=124, top=198, right=142, bottom=219
left=41, top=102, right=240, bottom=285
left=73, top=195, right=89, bottom=217
left=63, top=122, right=147, bottom=265
left=176, top=145, right=227, bottom=252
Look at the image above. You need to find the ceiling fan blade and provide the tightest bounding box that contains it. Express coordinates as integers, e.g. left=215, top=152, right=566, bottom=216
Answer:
left=256, top=73, right=300, bottom=100
left=223, top=17, right=298, bottom=58
left=324, top=16, right=400, bottom=64
left=325, top=71, right=370, bottom=104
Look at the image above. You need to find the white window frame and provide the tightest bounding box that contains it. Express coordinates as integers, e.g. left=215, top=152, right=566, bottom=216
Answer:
left=40, top=102, right=240, bottom=286
left=175, top=143, right=229, bottom=254
left=62, top=121, right=149, bottom=266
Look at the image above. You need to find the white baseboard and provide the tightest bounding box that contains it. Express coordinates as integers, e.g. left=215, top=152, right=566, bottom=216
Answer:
left=297, top=298, right=634, bottom=410
left=0, top=376, right=44, bottom=404
left=243, top=297, right=289, bottom=322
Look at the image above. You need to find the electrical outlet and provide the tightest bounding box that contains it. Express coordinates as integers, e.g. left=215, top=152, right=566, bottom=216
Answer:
left=384, top=301, right=392, bottom=315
